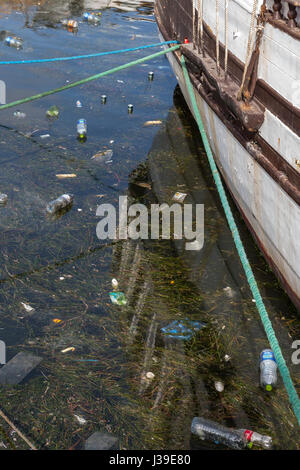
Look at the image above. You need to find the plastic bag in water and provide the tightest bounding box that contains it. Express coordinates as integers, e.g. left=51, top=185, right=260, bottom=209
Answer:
left=161, top=319, right=205, bottom=340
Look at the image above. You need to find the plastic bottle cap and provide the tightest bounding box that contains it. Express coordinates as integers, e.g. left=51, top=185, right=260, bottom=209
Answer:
left=266, top=385, right=272, bottom=391
left=248, top=442, right=253, bottom=449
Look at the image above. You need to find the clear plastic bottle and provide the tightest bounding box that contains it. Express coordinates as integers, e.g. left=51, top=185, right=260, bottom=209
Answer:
left=5, top=36, right=23, bottom=49
left=191, top=417, right=272, bottom=450
left=77, top=119, right=87, bottom=140
left=0, top=193, right=8, bottom=205
left=260, top=349, right=278, bottom=391
left=46, top=194, right=74, bottom=215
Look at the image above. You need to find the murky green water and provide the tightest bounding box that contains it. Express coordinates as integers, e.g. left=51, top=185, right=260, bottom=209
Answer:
left=0, top=0, right=299, bottom=451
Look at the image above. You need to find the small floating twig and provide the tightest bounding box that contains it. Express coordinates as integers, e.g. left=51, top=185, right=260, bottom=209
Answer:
left=0, top=408, right=37, bottom=450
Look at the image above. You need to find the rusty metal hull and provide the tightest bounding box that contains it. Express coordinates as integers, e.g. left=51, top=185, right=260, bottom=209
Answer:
left=158, top=35, right=300, bottom=311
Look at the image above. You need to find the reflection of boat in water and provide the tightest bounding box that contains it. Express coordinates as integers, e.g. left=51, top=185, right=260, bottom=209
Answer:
left=111, top=88, right=300, bottom=449
left=155, top=0, right=300, bottom=311
left=0, top=0, right=153, bottom=15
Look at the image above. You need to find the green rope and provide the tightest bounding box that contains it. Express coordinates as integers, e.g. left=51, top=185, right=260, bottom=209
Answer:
left=0, top=45, right=180, bottom=111
left=181, top=54, right=300, bottom=426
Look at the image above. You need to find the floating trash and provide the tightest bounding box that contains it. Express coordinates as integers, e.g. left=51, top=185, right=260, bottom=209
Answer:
left=62, top=19, right=78, bottom=30
left=83, top=12, right=101, bottom=24
left=46, top=194, right=74, bottom=215
left=74, top=414, right=87, bottom=425
left=260, top=349, right=278, bottom=391
left=148, top=71, right=154, bottom=81
left=112, top=278, right=119, bottom=290
left=161, top=319, right=205, bottom=340
left=40, top=134, right=50, bottom=139
left=224, top=354, right=231, bottom=362
left=20, top=302, right=35, bottom=313
left=172, top=192, right=187, bottom=203
left=0, top=193, right=8, bottom=205
left=191, top=417, right=272, bottom=450
left=61, top=347, right=75, bottom=354
left=77, top=119, right=87, bottom=140
left=109, top=292, right=127, bottom=306
left=52, top=319, right=62, bottom=324
left=13, top=111, right=26, bottom=119
left=56, top=174, right=77, bottom=179
left=91, top=149, right=113, bottom=162
left=143, top=120, right=162, bottom=127
left=223, top=286, right=235, bottom=298
left=214, top=381, right=224, bottom=392
left=76, top=100, right=82, bottom=108
left=46, top=106, right=59, bottom=118
left=128, top=104, right=133, bottom=114
left=101, top=95, right=107, bottom=104
left=5, top=36, right=23, bottom=49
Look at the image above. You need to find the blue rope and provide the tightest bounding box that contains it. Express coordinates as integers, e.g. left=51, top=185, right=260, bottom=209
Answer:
left=0, top=41, right=179, bottom=65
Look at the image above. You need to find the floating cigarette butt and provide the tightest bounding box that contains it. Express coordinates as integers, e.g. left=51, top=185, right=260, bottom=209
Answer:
left=56, top=174, right=77, bottom=179
left=143, top=120, right=162, bottom=127
left=61, top=347, right=75, bottom=353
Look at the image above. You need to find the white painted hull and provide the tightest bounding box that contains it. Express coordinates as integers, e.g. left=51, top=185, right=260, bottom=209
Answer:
left=161, top=37, right=300, bottom=308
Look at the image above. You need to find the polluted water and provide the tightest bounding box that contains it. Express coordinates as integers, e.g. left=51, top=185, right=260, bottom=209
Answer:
left=0, top=0, right=298, bottom=452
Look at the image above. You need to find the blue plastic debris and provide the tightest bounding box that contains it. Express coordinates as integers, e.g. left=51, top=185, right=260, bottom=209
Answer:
left=109, top=292, right=127, bottom=306
left=161, top=319, right=205, bottom=340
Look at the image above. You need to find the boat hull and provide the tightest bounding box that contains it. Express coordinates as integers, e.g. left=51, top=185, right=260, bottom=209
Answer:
left=156, top=27, right=300, bottom=310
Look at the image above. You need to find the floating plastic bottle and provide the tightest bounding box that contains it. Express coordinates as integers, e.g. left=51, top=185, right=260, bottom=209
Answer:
left=5, top=36, right=23, bottom=49
left=191, top=417, right=272, bottom=450
left=77, top=119, right=87, bottom=140
left=62, top=19, right=78, bottom=30
left=83, top=12, right=101, bottom=24
left=0, top=193, right=8, bottom=205
left=260, top=349, right=278, bottom=391
left=13, top=111, right=26, bottom=119
left=46, top=194, right=74, bottom=215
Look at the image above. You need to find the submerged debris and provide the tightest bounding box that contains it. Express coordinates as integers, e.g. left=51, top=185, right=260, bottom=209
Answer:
left=85, top=431, right=118, bottom=450
left=46, top=194, right=74, bottom=215
left=172, top=192, right=187, bottom=203
left=74, top=414, right=87, bottom=425
left=91, top=149, right=113, bottom=162
left=0, top=193, right=8, bottom=205
left=0, top=352, right=42, bottom=385
left=46, top=106, right=59, bottom=118
left=214, top=381, right=225, bottom=393
left=20, top=302, right=35, bottom=313
left=109, top=292, right=127, bottom=306
left=161, top=319, right=205, bottom=341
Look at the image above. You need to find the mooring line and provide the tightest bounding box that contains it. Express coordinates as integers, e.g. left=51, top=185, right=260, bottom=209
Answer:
left=0, top=44, right=180, bottom=112
left=0, top=41, right=179, bottom=65
left=181, top=54, right=300, bottom=426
